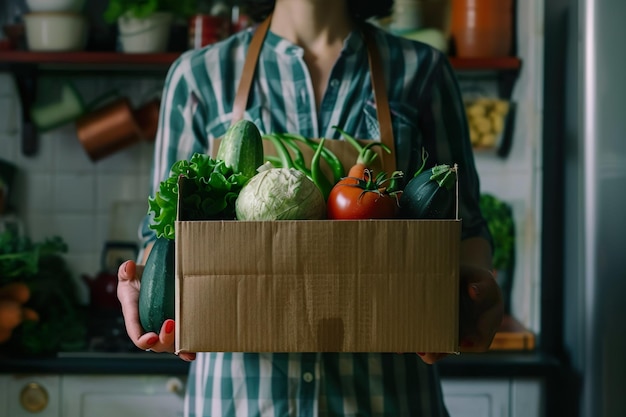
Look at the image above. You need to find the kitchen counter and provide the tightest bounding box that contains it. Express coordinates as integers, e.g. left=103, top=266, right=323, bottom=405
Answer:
left=0, top=350, right=562, bottom=379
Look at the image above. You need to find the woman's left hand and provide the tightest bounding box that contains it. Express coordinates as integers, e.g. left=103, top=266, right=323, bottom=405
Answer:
left=418, top=265, right=504, bottom=365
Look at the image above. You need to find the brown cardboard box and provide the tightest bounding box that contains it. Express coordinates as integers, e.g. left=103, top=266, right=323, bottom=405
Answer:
left=175, top=212, right=461, bottom=353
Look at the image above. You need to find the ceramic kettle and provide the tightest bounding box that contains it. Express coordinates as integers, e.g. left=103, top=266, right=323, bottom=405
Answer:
left=82, top=241, right=138, bottom=311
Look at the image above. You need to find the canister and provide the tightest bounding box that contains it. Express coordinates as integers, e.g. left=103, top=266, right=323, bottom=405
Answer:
left=451, top=0, right=513, bottom=57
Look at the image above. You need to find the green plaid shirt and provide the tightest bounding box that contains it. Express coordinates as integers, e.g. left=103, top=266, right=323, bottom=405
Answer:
left=144, top=23, right=489, bottom=417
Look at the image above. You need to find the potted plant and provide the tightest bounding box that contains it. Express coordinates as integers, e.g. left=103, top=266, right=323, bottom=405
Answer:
left=480, top=193, right=516, bottom=314
left=104, top=0, right=195, bottom=53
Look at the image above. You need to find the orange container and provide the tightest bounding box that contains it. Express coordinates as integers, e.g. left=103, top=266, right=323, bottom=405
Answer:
left=451, top=0, right=513, bottom=57
left=75, top=98, right=142, bottom=162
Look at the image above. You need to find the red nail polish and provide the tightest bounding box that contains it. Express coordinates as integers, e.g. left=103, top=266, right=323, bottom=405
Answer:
left=165, top=320, right=175, bottom=334
left=147, top=336, right=159, bottom=345
left=417, top=352, right=425, bottom=356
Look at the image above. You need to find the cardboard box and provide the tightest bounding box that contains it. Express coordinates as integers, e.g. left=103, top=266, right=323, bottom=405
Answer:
left=175, top=210, right=461, bottom=353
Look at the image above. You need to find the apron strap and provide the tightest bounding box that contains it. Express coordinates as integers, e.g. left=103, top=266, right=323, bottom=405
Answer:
left=231, top=16, right=272, bottom=123
left=231, top=15, right=396, bottom=171
left=360, top=25, right=396, bottom=170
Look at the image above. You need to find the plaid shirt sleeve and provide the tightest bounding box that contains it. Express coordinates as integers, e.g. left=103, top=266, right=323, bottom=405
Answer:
left=417, top=52, right=492, bottom=245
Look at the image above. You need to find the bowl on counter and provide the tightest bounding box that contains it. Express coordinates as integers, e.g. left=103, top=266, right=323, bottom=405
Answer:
left=23, top=12, right=88, bottom=52
left=26, top=0, right=85, bottom=13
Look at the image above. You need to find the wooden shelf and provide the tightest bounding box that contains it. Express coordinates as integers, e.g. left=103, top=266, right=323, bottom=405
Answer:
left=448, top=56, right=522, bottom=71
left=489, top=315, right=536, bottom=351
left=0, top=51, right=521, bottom=157
left=0, top=50, right=522, bottom=72
left=0, top=51, right=181, bottom=71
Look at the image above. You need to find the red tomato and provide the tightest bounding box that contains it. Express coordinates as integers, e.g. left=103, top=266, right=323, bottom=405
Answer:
left=326, top=179, right=399, bottom=219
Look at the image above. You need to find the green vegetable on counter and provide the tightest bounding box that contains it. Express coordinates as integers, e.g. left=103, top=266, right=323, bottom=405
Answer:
left=0, top=230, right=86, bottom=356
left=480, top=193, right=515, bottom=272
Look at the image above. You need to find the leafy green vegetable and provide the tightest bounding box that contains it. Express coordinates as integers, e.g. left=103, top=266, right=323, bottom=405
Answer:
left=480, top=193, right=515, bottom=271
left=0, top=232, right=67, bottom=283
left=148, top=153, right=250, bottom=240
left=0, top=229, right=86, bottom=356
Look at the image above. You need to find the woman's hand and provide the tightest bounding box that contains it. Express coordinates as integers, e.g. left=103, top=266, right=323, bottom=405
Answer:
left=418, top=264, right=504, bottom=365
left=117, top=260, right=196, bottom=362
left=457, top=264, right=504, bottom=352
left=0, top=282, right=39, bottom=343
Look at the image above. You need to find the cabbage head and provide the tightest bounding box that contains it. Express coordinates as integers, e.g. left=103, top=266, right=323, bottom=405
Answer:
left=235, top=167, right=326, bottom=220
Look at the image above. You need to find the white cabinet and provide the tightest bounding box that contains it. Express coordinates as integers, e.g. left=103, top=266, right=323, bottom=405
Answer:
left=0, top=374, right=186, bottom=417
left=1, top=374, right=543, bottom=417
left=442, top=378, right=545, bottom=417
left=62, top=375, right=186, bottom=417
left=1, top=374, right=61, bottom=417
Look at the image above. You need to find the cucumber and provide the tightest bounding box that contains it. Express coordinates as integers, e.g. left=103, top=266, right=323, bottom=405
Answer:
left=139, top=237, right=175, bottom=333
left=216, top=119, right=264, bottom=179
left=398, top=164, right=457, bottom=219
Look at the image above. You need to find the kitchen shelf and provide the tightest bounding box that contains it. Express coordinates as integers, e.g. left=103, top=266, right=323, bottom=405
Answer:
left=0, top=51, right=521, bottom=156
left=0, top=51, right=181, bottom=70
left=0, top=51, right=522, bottom=71
left=489, top=315, right=536, bottom=351
left=448, top=56, right=522, bottom=71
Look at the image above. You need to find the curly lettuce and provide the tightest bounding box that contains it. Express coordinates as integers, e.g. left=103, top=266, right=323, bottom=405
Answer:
left=148, top=153, right=249, bottom=240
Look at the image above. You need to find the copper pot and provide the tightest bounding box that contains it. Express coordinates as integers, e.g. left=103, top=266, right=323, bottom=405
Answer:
left=75, top=97, right=161, bottom=161
left=76, top=97, right=143, bottom=162
left=133, top=98, right=160, bottom=143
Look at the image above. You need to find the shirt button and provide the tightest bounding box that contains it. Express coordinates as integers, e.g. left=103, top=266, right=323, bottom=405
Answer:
left=330, top=79, right=339, bottom=88
left=302, top=372, right=314, bottom=383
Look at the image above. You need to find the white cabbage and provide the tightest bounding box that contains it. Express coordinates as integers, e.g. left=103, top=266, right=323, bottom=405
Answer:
left=235, top=167, right=326, bottom=220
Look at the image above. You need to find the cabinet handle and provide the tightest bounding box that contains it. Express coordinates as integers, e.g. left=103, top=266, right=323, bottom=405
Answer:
left=20, top=382, right=49, bottom=412
left=166, top=377, right=185, bottom=396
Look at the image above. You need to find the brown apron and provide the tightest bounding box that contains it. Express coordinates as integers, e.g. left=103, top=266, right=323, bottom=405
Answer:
left=212, top=15, right=397, bottom=177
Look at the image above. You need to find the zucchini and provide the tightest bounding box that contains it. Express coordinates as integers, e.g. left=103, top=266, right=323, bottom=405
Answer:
left=139, top=237, right=175, bottom=333
left=216, top=119, right=264, bottom=179
left=398, top=164, right=457, bottom=219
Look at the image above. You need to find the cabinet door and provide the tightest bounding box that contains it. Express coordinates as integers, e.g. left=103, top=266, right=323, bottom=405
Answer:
left=511, top=378, right=545, bottom=417
left=4, top=375, right=61, bottom=417
left=442, top=378, right=511, bottom=417
left=62, top=375, right=186, bottom=417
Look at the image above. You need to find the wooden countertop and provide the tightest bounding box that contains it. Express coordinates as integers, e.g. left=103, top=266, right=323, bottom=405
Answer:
left=489, top=315, right=536, bottom=351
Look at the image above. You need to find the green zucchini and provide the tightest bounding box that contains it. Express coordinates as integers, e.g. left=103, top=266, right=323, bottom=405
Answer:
left=216, top=119, right=264, bottom=179
left=398, top=164, right=457, bottom=219
left=139, top=237, right=175, bottom=333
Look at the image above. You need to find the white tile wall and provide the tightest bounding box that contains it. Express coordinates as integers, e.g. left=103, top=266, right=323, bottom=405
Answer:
left=0, top=73, right=161, bottom=303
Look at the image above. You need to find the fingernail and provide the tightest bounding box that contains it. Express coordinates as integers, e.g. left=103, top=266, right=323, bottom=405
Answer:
left=147, top=336, right=159, bottom=345
left=165, top=320, right=175, bottom=334
left=417, top=352, right=425, bottom=356
left=470, top=284, right=480, bottom=296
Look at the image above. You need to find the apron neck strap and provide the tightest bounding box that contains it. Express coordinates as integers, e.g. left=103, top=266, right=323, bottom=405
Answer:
left=231, top=15, right=272, bottom=123
left=231, top=15, right=396, bottom=169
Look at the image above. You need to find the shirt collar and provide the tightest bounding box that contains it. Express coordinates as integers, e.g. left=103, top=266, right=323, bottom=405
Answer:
left=264, top=28, right=364, bottom=58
